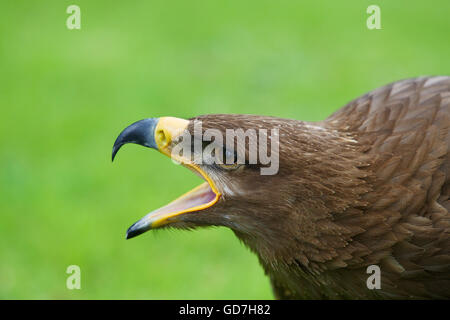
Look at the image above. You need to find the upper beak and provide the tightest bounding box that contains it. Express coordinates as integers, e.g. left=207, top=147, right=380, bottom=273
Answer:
left=112, top=117, right=189, bottom=161
left=112, top=117, right=220, bottom=239
left=112, top=118, right=159, bottom=161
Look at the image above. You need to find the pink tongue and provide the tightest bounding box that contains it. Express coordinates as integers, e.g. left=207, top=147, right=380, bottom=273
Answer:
left=151, top=183, right=216, bottom=216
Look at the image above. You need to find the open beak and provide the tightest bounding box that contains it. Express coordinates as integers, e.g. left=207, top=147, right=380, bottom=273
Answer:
left=112, top=117, right=220, bottom=239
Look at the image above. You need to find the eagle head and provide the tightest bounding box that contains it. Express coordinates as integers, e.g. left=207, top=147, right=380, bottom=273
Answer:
left=112, top=114, right=369, bottom=267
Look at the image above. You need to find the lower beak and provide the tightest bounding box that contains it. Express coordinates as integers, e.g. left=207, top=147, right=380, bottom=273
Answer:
left=126, top=182, right=217, bottom=239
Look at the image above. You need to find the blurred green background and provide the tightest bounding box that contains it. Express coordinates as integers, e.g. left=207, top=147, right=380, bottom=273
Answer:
left=0, top=0, right=449, bottom=299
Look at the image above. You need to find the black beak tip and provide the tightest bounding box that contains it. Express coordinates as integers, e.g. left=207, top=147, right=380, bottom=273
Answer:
left=125, top=232, right=133, bottom=240
left=125, top=221, right=149, bottom=240
left=111, top=118, right=159, bottom=163
left=111, top=143, right=122, bottom=162
left=125, top=229, right=136, bottom=240
left=125, top=228, right=142, bottom=240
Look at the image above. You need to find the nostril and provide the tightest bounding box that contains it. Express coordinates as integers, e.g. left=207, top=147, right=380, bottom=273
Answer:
left=157, top=129, right=169, bottom=148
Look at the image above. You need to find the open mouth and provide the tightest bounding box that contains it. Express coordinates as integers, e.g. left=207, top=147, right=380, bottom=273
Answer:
left=125, top=165, right=220, bottom=239
left=111, top=117, right=222, bottom=239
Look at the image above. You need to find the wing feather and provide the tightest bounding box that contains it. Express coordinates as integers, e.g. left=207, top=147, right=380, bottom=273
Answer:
left=326, top=76, right=450, bottom=298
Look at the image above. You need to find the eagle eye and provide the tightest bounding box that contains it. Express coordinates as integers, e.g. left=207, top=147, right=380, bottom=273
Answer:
left=215, top=148, right=242, bottom=170
left=216, top=162, right=242, bottom=170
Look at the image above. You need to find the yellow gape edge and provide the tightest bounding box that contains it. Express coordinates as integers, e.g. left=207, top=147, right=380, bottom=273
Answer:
left=150, top=181, right=220, bottom=228
left=149, top=117, right=221, bottom=228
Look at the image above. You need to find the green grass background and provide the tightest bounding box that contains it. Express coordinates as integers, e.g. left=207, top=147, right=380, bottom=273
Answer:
left=0, top=0, right=449, bottom=299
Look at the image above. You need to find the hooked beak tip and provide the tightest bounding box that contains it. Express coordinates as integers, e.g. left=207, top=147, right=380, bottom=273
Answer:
left=111, top=118, right=159, bottom=163
left=111, top=143, right=122, bottom=162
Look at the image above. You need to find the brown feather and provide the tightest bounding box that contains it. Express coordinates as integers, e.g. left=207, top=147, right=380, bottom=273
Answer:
left=184, top=76, right=450, bottom=299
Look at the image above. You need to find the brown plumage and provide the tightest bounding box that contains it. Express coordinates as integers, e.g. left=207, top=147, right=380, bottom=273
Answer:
left=113, top=76, right=450, bottom=299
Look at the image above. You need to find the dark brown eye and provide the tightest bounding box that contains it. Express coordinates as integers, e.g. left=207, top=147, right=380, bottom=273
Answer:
left=216, top=162, right=242, bottom=170
left=215, top=148, right=241, bottom=170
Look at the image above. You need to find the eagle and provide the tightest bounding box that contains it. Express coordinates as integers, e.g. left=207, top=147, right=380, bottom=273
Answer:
left=112, top=76, right=450, bottom=299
